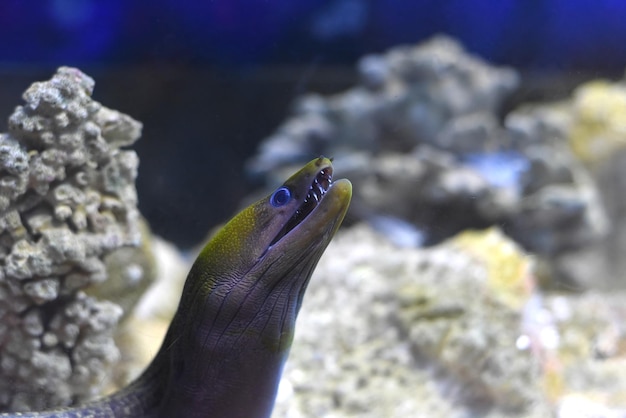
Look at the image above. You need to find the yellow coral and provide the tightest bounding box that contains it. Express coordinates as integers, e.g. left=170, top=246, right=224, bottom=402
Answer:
left=452, top=227, right=533, bottom=310
left=569, top=80, right=626, bottom=163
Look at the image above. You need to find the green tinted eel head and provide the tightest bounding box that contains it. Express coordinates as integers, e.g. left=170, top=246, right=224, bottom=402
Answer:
left=195, top=155, right=351, bottom=306
left=1, top=157, right=350, bottom=418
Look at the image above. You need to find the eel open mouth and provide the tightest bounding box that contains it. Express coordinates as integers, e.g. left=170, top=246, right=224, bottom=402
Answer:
left=270, top=167, right=333, bottom=246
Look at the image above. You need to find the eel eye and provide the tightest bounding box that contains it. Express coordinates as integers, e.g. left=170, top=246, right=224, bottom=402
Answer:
left=270, top=186, right=292, bottom=207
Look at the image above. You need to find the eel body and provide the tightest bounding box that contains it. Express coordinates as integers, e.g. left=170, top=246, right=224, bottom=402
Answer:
left=3, top=157, right=352, bottom=418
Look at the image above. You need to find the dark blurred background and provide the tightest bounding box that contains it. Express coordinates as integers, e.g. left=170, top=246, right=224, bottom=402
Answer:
left=1, top=0, right=625, bottom=247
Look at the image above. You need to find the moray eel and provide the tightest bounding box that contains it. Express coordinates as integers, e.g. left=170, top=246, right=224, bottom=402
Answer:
left=4, top=157, right=351, bottom=418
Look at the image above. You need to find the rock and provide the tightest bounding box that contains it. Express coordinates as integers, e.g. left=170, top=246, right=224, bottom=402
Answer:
left=0, top=67, right=150, bottom=412
left=273, top=224, right=552, bottom=417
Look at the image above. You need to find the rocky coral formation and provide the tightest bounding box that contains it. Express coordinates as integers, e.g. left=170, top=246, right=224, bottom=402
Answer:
left=247, top=35, right=519, bottom=175
left=0, top=67, right=146, bottom=412
left=246, top=36, right=607, bottom=268
left=271, top=225, right=626, bottom=417
left=272, top=224, right=551, bottom=417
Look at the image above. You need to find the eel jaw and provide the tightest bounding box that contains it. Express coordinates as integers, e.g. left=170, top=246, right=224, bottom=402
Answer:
left=269, top=166, right=333, bottom=247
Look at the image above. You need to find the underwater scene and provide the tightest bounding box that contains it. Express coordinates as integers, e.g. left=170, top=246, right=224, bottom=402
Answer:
left=0, top=2, right=626, bottom=417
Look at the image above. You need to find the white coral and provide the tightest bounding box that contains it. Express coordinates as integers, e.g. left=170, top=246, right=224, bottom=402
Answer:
left=0, top=67, right=143, bottom=412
